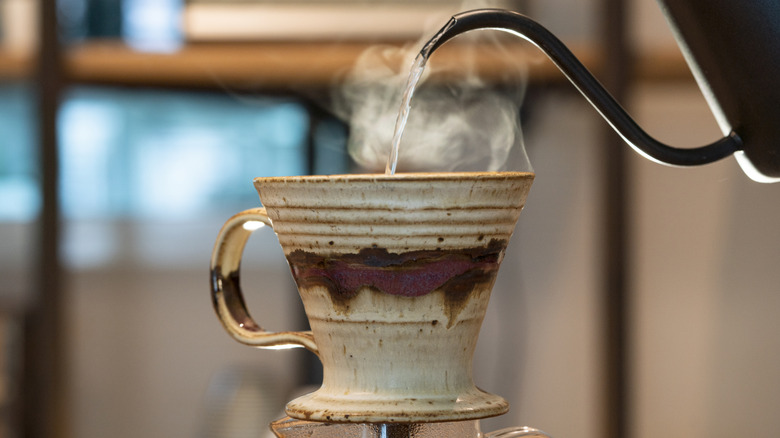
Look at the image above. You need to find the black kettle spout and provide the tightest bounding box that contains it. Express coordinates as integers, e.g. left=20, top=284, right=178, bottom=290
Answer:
left=423, top=8, right=779, bottom=183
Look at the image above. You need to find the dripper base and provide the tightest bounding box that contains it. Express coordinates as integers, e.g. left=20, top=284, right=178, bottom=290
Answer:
left=285, top=387, right=509, bottom=423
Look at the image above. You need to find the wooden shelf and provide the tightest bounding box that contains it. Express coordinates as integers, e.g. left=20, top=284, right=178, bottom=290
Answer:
left=1, top=40, right=693, bottom=90
left=0, top=50, right=32, bottom=81
left=62, top=40, right=594, bottom=90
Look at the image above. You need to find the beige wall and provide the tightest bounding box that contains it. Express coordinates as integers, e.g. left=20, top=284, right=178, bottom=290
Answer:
left=477, top=78, right=780, bottom=438
left=480, top=1, right=780, bottom=436
left=631, top=83, right=780, bottom=438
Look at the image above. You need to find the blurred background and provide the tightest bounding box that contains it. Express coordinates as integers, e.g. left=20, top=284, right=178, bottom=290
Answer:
left=1, top=0, right=779, bottom=437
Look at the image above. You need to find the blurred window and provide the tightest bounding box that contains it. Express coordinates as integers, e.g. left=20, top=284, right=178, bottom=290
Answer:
left=58, top=87, right=311, bottom=221
left=0, top=84, right=351, bottom=270
left=0, top=83, right=38, bottom=222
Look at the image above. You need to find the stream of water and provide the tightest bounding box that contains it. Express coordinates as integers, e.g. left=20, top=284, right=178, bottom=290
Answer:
left=385, top=18, right=456, bottom=175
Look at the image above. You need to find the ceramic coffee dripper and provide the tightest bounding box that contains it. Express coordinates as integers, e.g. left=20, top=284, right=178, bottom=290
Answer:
left=210, top=172, right=533, bottom=423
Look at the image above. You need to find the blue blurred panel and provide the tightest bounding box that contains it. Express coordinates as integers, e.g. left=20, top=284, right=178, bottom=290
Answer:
left=0, top=83, right=38, bottom=222
left=58, top=87, right=310, bottom=220
left=122, top=0, right=183, bottom=52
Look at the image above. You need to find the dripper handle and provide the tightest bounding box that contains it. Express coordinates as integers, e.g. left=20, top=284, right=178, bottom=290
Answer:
left=210, top=208, right=318, bottom=354
left=484, top=426, right=552, bottom=438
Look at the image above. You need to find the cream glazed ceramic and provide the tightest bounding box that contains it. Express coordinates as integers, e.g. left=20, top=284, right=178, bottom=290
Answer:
left=210, top=172, right=534, bottom=423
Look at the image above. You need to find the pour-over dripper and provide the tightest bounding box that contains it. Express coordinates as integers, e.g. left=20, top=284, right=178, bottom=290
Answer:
left=418, top=8, right=780, bottom=183
left=211, top=173, right=534, bottom=423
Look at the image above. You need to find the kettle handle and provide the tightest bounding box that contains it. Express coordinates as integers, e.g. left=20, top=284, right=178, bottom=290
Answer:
left=425, top=9, right=743, bottom=167
left=210, top=208, right=319, bottom=354
left=484, top=426, right=552, bottom=438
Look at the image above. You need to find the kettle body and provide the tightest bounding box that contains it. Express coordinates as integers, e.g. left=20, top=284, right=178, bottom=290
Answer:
left=657, top=0, right=780, bottom=181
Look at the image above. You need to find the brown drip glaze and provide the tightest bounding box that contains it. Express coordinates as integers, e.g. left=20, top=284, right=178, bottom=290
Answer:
left=286, top=239, right=507, bottom=323
left=436, top=266, right=494, bottom=328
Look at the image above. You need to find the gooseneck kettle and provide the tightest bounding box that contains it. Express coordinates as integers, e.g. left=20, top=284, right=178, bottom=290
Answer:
left=423, top=2, right=780, bottom=182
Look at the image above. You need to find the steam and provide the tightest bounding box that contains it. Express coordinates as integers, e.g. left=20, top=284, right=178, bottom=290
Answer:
left=332, top=2, right=532, bottom=173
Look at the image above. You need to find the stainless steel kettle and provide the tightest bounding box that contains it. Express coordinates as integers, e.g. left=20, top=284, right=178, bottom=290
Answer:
left=423, top=2, right=780, bottom=182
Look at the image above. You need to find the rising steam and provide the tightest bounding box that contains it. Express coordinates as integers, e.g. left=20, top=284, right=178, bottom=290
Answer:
left=332, top=1, right=532, bottom=173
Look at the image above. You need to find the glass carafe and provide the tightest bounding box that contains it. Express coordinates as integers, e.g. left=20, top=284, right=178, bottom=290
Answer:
left=270, top=416, right=551, bottom=438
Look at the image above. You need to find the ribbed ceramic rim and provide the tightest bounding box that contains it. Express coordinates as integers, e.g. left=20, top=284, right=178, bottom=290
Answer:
left=253, top=171, right=535, bottom=183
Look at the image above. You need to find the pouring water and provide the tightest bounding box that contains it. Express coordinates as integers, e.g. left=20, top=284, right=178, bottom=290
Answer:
left=385, top=18, right=456, bottom=175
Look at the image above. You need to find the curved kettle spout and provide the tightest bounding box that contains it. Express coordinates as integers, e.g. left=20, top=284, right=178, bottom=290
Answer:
left=422, top=9, right=780, bottom=181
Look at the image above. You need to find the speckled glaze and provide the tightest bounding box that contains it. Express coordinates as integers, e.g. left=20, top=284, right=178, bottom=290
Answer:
left=210, top=172, right=534, bottom=423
